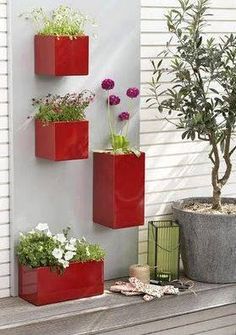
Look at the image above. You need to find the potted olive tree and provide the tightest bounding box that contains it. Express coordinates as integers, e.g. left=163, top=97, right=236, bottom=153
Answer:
left=148, top=0, right=236, bottom=283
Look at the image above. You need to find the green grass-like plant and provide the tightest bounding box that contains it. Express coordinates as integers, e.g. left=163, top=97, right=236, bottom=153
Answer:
left=22, top=5, right=95, bottom=38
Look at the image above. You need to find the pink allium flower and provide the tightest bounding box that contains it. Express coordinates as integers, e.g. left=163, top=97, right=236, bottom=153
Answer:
left=126, top=87, right=140, bottom=99
left=118, top=112, right=130, bottom=121
left=101, top=79, right=115, bottom=90
left=109, top=95, right=121, bottom=106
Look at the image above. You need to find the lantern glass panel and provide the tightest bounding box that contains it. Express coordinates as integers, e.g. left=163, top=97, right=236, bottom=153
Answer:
left=148, top=220, right=180, bottom=281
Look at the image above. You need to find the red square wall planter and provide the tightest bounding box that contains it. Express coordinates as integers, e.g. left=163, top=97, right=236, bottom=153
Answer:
left=35, top=120, right=89, bottom=161
left=93, top=152, right=145, bottom=229
left=34, top=35, right=89, bottom=76
left=19, top=261, right=104, bottom=306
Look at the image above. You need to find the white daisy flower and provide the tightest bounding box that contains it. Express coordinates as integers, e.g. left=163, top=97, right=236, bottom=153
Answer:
left=35, top=223, right=49, bottom=232
left=69, top=238, right=76, bottom=245
left=52, top=248, right=63, bottom=260
left=64, top=251, right=75, bottom=261
left=55, top=233, right=66, bottom=244
left=65, top=243, right=76, bottom=251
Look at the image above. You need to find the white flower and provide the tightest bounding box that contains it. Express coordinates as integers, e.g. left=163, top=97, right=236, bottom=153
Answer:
left=64, top=251, right=75, bottom=261
left=52, top=248, right=63, bottom=260
left=35, top=223, right=49, bottom=232
left=81, top=236, right=86, bottom=242
left=69, top=238, right=76, bottom=245
left=58, top=259, right=69, bottom=268
left=47, top=231, right=52, bottom=237
left=86, top=246, right=91, bottom=257
left=55, top=234, right=67, bottom=244
left=65, top=243, right=76, bottom=251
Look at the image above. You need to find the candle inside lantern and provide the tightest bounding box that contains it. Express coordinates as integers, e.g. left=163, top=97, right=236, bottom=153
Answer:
left=129, top=264, right=150, bottom=284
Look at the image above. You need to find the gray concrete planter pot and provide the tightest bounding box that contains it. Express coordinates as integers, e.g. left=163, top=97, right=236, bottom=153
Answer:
left=172, top=197, right=236, bottom=284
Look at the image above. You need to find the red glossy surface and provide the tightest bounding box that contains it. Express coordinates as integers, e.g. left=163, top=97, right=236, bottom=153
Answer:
left=35, top=120, right=89, bottom=161
left=34, top=35, right=89, bottom=76
left=93, top=152, right=145, bottom=229
left=19, top=261, right=104, bottom=306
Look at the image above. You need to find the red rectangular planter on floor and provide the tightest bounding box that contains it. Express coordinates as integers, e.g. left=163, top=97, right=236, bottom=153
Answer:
left=19, top=261, right=104, bottom=306
left=93, top=152, right=145, bottom=229
left=35, top=120, right=89, bottom=161
left=34, top=35, right=89, bottom=76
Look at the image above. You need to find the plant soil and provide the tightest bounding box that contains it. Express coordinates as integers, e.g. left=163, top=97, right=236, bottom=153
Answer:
left=182, top=202, right=236, bottom=215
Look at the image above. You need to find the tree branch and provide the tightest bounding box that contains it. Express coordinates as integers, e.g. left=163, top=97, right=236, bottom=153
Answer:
left=229, top=145, right=236, bottom=157
left=219, top=129, right=233, bottom=187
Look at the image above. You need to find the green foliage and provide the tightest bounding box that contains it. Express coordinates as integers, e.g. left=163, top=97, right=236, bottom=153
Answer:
left=17, top=225, right=105, bottom=270
left=33, top=91, right=95, bottom=122
left=74, top=241, right=106, bottom=263
left=22, top=6, right=94, bottom=37
left=148, top=0, right=236, bottom=208
left=111, top=134, right=130, bottom=154
left=149, top=0, right=236, bottom=142
left=17, top=231, right=60, bottom=268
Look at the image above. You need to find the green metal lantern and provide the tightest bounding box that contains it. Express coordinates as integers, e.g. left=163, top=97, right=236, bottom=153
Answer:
left=148, top=220, right=180, bottom=282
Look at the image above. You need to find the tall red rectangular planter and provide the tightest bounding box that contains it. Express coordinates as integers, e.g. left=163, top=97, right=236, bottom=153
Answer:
left=93, top=152, right=145, bottom=229
left=19, top=261, right=104, bottom=306
left=35, top=120, right=89, bottom=161
left=34, top=35, right=89, bottom=76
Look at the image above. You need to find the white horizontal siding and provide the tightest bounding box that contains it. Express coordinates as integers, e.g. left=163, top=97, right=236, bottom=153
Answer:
left=139, top=0, right=236, bottom=263
left=0, top=0, right=9, bottom=297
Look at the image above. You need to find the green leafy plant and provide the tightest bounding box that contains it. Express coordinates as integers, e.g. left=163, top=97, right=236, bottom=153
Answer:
left=17, top=223, right=105, bottom=270
left=148, top=0, right=236, bottom=210
left=21, top=6, right=95, bottom=38
left=33, top=91, right=95, bottom=122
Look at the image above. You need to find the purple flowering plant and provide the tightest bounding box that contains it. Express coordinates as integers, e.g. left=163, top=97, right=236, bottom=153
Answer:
left=101, top=78, right=140, bottom=154
left=32, top=90, right=95, bottom=122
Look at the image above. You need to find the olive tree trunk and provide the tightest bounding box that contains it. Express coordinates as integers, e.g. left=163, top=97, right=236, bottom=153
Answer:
left=210, top=130, right=233, bottom=211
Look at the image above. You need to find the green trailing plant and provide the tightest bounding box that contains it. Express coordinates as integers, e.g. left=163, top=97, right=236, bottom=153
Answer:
left=33, top=91, right=95, bottom=122
left=148, top=0, right=236, bottom=211
left=21, top=5, right=95, bottom=38
left=17, top=223, right=105, bottom=270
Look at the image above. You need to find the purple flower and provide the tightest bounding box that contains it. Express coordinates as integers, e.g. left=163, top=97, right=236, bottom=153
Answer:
left=101, top=79, right=115, bottom=91
left=126, top=87, right=140, bottom=99
left=118, top=112, right=130, bottom=121
left=109, top=95, right=121, bottom=106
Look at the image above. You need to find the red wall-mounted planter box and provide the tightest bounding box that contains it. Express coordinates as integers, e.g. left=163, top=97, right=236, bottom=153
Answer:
left=93, top=152, right=145, bottom=229
left=35, top=120, right=89, bottom=161
left=34, top=35, right=89, bottom=76
left=19, top=261, right=104, bottom=306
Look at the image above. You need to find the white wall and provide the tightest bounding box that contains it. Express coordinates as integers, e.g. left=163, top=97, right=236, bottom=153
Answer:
left=0, top=0, right=10, bottom=298
left=139, top=0, right=236, bottom=263
left=9, top=0, right=140, bottom=296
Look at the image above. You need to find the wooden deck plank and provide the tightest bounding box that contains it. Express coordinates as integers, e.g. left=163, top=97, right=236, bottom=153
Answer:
left=0, top=278, right=234, bottom=329
left=0, top=283, right=235, bottom=335
left=102, top=305, right=236, bottom=335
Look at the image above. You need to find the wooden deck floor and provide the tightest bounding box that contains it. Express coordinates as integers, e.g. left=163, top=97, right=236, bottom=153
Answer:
left=0, top=279, right=235, bottom=334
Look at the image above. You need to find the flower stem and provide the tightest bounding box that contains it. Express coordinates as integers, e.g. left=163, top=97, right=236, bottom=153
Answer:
left=107, top=91, right=115, bottom=149
left=125, top=99, right=133, bottom=138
